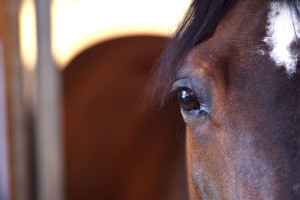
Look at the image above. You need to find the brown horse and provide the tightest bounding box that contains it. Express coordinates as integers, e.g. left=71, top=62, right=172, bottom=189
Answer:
left=64, top=36, right=188, bottom=200
left=151, top=0, right=300, bottom=199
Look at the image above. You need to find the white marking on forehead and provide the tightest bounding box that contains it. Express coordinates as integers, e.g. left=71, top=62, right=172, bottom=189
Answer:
left=257, top=49, right=266, bottom=56
left=263, top=2, right=300, bottom=76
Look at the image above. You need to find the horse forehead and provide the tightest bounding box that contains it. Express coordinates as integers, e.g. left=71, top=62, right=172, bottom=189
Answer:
left=185, top=0, right=300, bottom=77
left=183, top=0, right=265, bottom=67
left=263, top=1, right=300, bottom=76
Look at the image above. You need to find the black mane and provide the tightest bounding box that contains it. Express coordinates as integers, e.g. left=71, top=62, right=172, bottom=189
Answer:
left=149, top=0, right=300, bottom=104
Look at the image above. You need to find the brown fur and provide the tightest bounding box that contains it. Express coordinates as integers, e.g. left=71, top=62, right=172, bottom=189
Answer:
left=63, top=36, right=189, bottom=200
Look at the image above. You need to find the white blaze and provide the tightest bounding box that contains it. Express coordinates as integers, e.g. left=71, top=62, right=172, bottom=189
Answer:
left=263, top=2, right=300, bottom=76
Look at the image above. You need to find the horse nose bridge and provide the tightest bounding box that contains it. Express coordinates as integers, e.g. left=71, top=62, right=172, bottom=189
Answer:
left=218, top=122, right=300, bottom=198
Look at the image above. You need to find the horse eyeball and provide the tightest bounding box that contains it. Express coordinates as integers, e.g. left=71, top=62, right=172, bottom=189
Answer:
left=177, top=88, right=200, bottom=111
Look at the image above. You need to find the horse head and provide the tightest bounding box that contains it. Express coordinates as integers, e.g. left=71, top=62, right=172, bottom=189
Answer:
left=151, top=0, right=300, bottom=199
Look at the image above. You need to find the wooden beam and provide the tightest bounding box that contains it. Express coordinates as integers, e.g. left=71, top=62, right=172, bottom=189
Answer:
left=0, top=41, right=10, bottom=200
left=5, top=0, right=35, bottom=199
left=34, top=0, right=64, bottom=199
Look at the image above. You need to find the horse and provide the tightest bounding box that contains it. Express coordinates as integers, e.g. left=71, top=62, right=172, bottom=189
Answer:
left=150, top=0, right=300, bottom=199
left=63, top=36, right=189, bottom=200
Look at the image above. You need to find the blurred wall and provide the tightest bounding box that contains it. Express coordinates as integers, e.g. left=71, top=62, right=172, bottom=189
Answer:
left=52, top=0, right=191, bottom=67
left=63, top=36, right=188, bottom=200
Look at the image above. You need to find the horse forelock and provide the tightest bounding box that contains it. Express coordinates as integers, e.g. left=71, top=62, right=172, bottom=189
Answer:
left=149, top=0, right=300, bottom=106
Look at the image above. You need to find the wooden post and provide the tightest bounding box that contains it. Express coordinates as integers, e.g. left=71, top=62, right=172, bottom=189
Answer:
left=5, top=0, right=35, bottom=199
left=34, top=0, right=64, bottom=200
left=0, top=42, right=10, bottom=200
left=5, top=0, right=64, bottom=199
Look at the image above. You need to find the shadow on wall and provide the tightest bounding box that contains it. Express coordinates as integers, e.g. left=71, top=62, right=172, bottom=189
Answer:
left=63, top=36, right=189, bottom=200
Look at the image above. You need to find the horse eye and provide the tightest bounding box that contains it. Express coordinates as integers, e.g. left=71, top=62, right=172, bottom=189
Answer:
left=177, top=88, right=200, bottom=112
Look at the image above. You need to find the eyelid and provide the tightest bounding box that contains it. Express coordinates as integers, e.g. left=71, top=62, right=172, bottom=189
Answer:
left=170, top=85, right=197, bottom=100
left=170, top=85, right=181, bottom=94
left=170, top=86, right=188, bottom=97
left=171, top=77, right=191, bottom=93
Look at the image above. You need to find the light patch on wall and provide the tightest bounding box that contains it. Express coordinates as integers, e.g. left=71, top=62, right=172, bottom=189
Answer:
left=19, top=0, right=38, bottom=71
left=51, top=0, right=192, bottom=68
